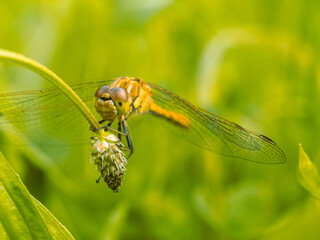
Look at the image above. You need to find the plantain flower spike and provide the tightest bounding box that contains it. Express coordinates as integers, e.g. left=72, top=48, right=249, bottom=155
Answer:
left=90, top=130, right=127, bottom=192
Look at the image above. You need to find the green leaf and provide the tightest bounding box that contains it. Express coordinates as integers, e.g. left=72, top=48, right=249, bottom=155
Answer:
left=298, top=144, right=320, bottom=200
left=0, top=151, right=74, bottom=239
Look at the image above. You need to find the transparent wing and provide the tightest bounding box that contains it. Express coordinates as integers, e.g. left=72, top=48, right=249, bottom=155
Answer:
left=147, top=83, right=286, bottom=164
left=0, top=79, right=287, bottom=163
left=0, top=80, right=112, bottom=146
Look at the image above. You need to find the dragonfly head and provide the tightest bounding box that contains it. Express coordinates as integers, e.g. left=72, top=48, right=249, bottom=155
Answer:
left=95, top=86, right=130, bottom=121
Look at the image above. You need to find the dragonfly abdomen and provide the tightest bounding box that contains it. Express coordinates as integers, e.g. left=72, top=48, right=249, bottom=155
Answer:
left=149, top=103, right=191, bottom=129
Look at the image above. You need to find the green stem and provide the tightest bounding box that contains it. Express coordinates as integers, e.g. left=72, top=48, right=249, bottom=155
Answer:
left=0, top=48, right=101, bottom=132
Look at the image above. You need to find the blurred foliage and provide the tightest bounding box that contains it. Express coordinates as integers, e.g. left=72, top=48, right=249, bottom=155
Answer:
left=0, top=0, right=320, bottom=239
left=298, top=144, right=320, bottom=200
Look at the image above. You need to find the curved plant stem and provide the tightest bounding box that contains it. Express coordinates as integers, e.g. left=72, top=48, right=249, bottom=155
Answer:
left=0, top=48, right=102, bottom=133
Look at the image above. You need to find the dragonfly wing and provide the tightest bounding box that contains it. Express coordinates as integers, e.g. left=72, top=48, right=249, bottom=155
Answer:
left=0, top=80, right=111, bottom=146
left=147, top=83, right=286, bottom=164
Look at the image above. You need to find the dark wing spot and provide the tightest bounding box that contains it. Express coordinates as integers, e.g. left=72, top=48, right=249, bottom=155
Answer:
left=259, top=135, right=275, bottom=145
left=232, top=122, right=246, bottom=131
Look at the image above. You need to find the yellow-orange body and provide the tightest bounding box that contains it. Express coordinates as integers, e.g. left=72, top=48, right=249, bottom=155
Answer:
left=95, top=77, right=190, bottom=128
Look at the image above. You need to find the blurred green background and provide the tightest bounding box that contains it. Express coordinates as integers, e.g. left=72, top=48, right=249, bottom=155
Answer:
left=1, top=0, right=320, bottom=239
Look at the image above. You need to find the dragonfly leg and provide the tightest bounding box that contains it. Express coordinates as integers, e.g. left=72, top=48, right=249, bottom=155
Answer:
left=99, top=119, right=106, bottom=125
left=118, top=121, right=122, bottom=142
left=90, top=119, right=108, bottom=132
left=120, top=146, right=131, bottom=151
left=94, top=121, right=126, bottom=135
left=96, top=176, right=101, bottom=183
left=95, top=117, right=134, bottom=160
left=98, top=125, right=126, bottom=135
left=121, top=118, right=134, bottom=160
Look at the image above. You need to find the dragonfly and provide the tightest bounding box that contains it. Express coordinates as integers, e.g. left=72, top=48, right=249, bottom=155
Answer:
left=0, top=76, right=286, bottom=164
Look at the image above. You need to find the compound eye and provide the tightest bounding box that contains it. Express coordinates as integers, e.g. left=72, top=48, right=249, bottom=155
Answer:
left=95, top=85, right=110, bottom=98
left=109, top=87, right=129, bottom=103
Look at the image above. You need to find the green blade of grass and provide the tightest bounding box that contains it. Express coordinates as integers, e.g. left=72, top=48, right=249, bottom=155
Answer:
left=0, top=151, right=74, bottom=239
left=298, top=144, right=320, bottom=200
